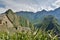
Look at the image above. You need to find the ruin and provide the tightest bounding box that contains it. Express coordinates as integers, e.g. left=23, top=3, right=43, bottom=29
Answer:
left=0, top=14, right=3, bottom=25
left=0, top=14, right=13, bottom=27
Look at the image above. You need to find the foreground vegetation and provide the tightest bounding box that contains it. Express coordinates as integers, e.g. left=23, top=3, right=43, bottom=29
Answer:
left=0, top=29, right=58, bottom=40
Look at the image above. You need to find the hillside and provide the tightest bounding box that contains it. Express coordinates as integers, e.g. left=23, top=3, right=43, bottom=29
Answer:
left=16, top=7, right=60, bottom=34
left=0, top=9, right=33, bottom=33
left=35, top=15, right=60, bottom=34
left=16, top=7, right=60, bottom=24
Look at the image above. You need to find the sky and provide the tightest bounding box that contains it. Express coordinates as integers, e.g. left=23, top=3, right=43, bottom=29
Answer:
left=0, top=0, right=60, bottom=13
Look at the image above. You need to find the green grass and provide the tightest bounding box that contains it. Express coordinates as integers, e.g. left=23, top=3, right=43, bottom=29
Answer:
left=0, top=29, right=58, bottom=40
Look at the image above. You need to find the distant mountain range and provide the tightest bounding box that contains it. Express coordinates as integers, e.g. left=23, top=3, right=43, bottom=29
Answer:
left=16, top=7, right=60, bottom=24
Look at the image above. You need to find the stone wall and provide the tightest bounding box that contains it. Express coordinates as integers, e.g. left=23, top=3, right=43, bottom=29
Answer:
left=0, top=14, right=14, bottom=28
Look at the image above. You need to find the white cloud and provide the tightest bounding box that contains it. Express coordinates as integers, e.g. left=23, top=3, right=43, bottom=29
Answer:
left=0, top=8, right=7, bottom=13
left=0, top=0, right=38, bottom=12
left=0, top=0, right=60, bottom=13
left=53, top=0, right=60, bottom=7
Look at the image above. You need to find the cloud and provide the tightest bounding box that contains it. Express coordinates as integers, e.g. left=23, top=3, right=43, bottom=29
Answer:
left=0, top=8, right=7, bottom=13
left=0, top=0, right=60, bottom=13
left=53, top=0, right=60, bottom=7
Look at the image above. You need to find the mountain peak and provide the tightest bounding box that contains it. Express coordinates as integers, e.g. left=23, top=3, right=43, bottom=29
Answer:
left=41, top=9, right=47, bottom=12
left=36, top=9, right=47, bottom=13
left=5, top=9, right=14, bottom=14
left=54, top=7, right=60, bottom=11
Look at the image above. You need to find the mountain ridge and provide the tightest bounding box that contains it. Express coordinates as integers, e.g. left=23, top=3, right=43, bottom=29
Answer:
left=16, top=7, right=60, bottom=24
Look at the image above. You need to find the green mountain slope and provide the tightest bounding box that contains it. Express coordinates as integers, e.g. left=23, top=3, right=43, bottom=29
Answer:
left=35, top=15, right=60, bottom=34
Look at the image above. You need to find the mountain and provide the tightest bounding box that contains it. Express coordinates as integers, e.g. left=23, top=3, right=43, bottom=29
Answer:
left=16, top=7, right=60, bottom=24
left=40, top=15, right=60, bottom=31
left=35, top=15, right=60, bottom=34
left=0, top=9, right=33, bottom=33
left=5, top=9, right=20, bottom=28
left=0, top=9, right=15, bottom=32
left=0, top=7, right=60, bottom=34
left=6, top=9, right=33, bottom=28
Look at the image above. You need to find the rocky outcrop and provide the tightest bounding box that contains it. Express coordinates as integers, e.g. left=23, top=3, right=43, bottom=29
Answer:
left=0, top=9, right=32, bottom=33
left=0, top=14, right=13, bottom=27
